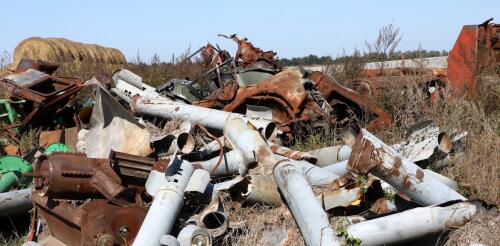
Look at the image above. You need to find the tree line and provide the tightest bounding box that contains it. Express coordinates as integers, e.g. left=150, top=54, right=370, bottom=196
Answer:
left=277, top=49, right=449, bottom=67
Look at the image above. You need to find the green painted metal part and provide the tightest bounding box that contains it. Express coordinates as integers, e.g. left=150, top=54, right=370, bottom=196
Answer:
left=0, top=100, right=16, bottom=125
left=0, top=155, right=33, bottom=192
left=45, top=143, right=71, bottom=154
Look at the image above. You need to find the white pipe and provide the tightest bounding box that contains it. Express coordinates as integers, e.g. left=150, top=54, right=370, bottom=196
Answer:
left=423, top=169, right=457, bottom=190
left=347, top=202, right=477, bottom=246
left=273, top=154, right=340, bottom=186
left=177, top=224, right=211, bottom=246
left=269, top=142, right=318, bottom=164
left=347, top=129, right=465, bottom=205
left=112, top=69, right=160, bottom=96
left=307, top=145, right=352, bottom=167
left=131, top=97, right=277, bottom=140
left=232, top=175, right=282, bottom=207
left=192, top=149, right=251, bottom=177
left=153, top=132, right=195, bottom=156
left=199, top=196, right=228, bottom=238
left=273, top=160, right=340, bottom=246
left=223, top=117, right=275, bottom=175
left=134, top=160, right=195, bottom=246
left=198, top=136, right=227, bottom=153
left=0, top=188, right=32, bottom=217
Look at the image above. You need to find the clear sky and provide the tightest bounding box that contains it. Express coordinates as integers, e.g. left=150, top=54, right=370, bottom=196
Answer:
left=1, top=0, right=499, bottom=62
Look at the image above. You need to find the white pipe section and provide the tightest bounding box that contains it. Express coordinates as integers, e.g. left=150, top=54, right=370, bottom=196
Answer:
left=177, top=224, right=211, bottom=246
left=198, top=136, right=227, bottom=153
left=348, top=129, right=465, bottom=205
left=347, top=202, right=477, bottom=246
left=132, top=97, right=277, bottom=140
left=423, top=169, right=458, bottom=190
left=153, top=132, right=195, bottom=156
left=0, top=188, right=32, bottom=217
left=273, top=154, right=340, bottom=186
left=223, top=117, right=274, bottom=175
left=269, top=142, right=318, bottom=164
left=134, top=161, right=195, bottom=246
left=273, top=160, right=340, bottom=246
left=192, top=149, right=251, bottom=177
left=307, top=145, right=352, bottom=167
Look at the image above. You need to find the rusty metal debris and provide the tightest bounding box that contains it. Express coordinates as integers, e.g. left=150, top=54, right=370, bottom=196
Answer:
left=0, top=34, right=483, bottom=246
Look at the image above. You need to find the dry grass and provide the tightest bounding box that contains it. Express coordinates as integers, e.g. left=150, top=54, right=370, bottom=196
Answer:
left=292, top=73, right=499, bottom=203
left=444, top=209, right=500, bottom=246
left=373, top=74, right=499, bottom=203
left=13, top=37, right=126, bottom=66
left=223, top=204, right=304, bottom=245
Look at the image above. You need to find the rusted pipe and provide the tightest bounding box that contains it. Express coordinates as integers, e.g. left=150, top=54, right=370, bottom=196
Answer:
left=269, top=142, right=318, bottom=164
left=347, top=202, right=477, bottom=245
left=347, top=129, right=465, bottom=205
left=273, top=160, right=340, bottom=246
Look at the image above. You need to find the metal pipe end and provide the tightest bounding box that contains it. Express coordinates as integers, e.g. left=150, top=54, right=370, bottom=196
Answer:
left=438, top=132, right=452, bottom=153
left=264, top=122, right=277, bottom=140
left=177, top=133, right=195, bottom=154
left=200, top=211, right=228, bottom=238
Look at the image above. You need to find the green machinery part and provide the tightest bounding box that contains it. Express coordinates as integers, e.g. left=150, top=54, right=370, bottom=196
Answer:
left=44, top=143, right=71, bottom=154
left=0, top=155, right=33, bottom=192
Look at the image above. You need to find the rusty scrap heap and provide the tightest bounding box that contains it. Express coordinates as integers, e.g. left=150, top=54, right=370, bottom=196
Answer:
left=0, top=33, right=492, bottom=246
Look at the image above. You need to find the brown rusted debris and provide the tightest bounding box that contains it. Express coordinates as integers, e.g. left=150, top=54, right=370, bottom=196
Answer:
left=0, top=59, right=82, bottom=133
left=30, top=152, right=167, bottom=245
left=193, top=36, right=392, bottom=144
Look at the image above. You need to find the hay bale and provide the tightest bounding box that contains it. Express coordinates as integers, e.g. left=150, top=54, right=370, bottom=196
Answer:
left=13, top=37, right=126, bottom=66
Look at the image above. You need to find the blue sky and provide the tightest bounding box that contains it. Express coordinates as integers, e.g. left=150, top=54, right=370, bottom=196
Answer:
left=1, top=1, right=498, bottom=62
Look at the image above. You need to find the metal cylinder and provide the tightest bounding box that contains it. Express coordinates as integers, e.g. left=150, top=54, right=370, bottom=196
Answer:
left=192, top=149, right=248, bottom=177
left=307, top=145, right=352, bottom=167
left=223, top=116, right=275, bottom=175
left=231, top=175, right=282, bottom=207
left=273, top=160, right=339, bottom=246
left=153, top=132, right=195, bottom=156
left=0, top=188, right=32, bottom=217
left=347, top=202, right=477, bottom=245
left=134, top=160, right=195, bottom=246
left=131, top=97, right=277, bottom=140
left=347, top=129, right=465, bottom=206
left=34, top=154, right=101, bottom=197
left=177, top=224, right=211, bottom=246
left=269, top=142, right=318, bottom=164
left=198, top=196, right=228, bottom=239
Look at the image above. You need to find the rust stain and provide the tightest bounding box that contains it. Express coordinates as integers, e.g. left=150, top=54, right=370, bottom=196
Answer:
left=371, top=197, right=389, bottom=214
left=402, top=175, right=412, bottom=190
left=415, top=168, right=425, bottom=182
left=347, top=133, right=382, bottom=174
left=390, top=157, right=402, bottom=177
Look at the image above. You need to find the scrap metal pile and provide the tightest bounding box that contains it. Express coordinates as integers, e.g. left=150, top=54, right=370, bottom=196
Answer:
left=0, top=36, right=488, bottom=246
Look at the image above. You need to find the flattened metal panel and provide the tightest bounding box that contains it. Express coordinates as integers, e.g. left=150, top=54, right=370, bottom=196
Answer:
left=4, top=69, right=49, bottom=87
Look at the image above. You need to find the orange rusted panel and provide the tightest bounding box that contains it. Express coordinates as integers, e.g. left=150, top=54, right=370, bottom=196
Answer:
left=447, top=19, right=499, bottom=96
